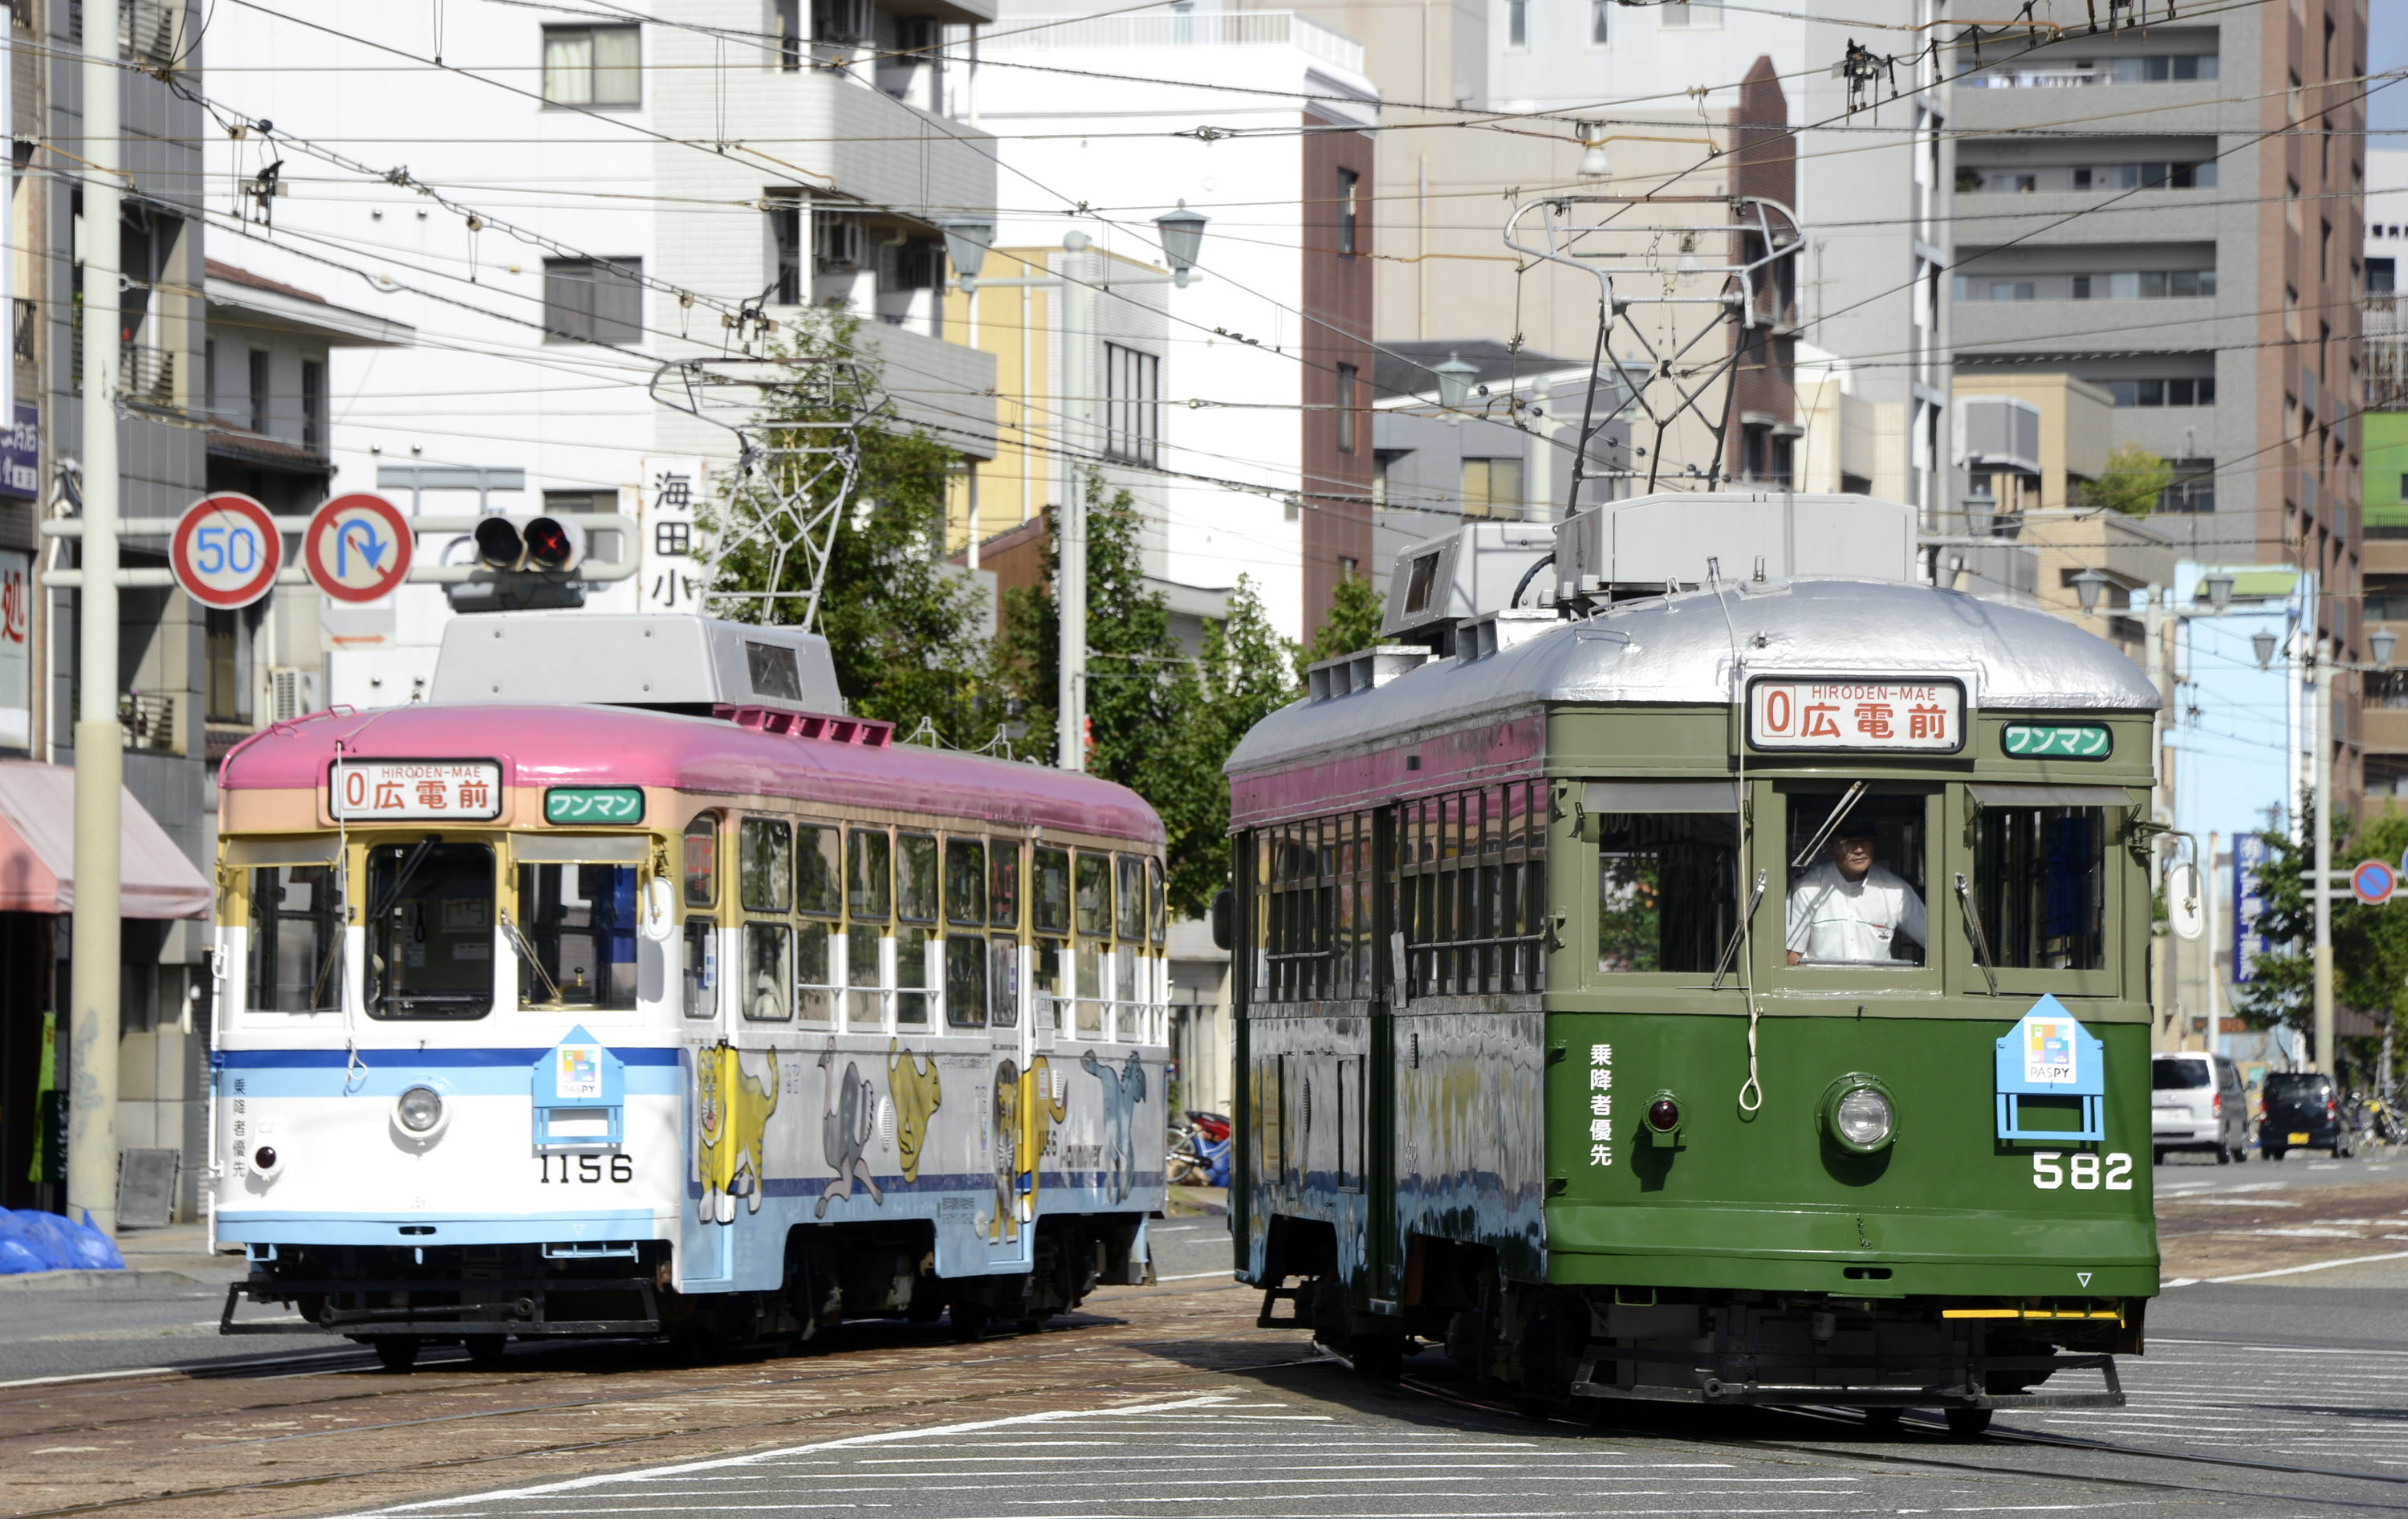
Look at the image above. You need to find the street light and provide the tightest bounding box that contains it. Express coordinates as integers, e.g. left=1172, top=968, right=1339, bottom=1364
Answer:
left=2070, top=567, right=2109, bottom=614
left=2203, top=570, right=2235, bottom=613
left=939, top=218, right=995, bottom=283
left=2253, top=630, right=2280, bottom=670
left=1154, top=201, right=1208, bottom=283
left=1433, top=352, right=1479, bottom=421
left=1963, top=478, right=1996, bottom=537
left=2374, top=628, right=2399, bottom=668
left=1576, top=122, right=1612, bottom=180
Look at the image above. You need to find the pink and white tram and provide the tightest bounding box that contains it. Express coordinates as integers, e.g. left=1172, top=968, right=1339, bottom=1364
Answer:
left=209, top=620, right=1169, bottom=1366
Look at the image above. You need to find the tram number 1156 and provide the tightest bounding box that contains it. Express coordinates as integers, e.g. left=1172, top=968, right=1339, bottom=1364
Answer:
left=2029, top=1152, right=2133, bottom=1191
left=539, top=1154, right=636, bottom=1184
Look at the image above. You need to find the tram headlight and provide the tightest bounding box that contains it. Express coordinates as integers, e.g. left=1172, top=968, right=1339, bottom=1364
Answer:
left=396, top=1085, right=445, bottom=1135
left=1822, top=1074, right=1897, bottom=1154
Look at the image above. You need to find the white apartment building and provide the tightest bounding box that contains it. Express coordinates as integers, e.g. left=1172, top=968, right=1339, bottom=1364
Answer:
left=971, top=5, right=1381, bottom=639
left=202, top=0, right=1001, bottom=704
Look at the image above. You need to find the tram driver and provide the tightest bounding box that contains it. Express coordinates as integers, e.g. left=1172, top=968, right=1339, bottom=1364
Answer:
left=1785, top=829, right=1926, bottom=966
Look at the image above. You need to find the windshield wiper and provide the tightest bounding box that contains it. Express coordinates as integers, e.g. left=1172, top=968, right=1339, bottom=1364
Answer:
left=1710, top=869, right=1768, bottom=991
left=1791, top=781, right=1869, bottom=869
left=369, top=836, right=441, bottom=922
left=1954, top=872, right=2000, bottom=996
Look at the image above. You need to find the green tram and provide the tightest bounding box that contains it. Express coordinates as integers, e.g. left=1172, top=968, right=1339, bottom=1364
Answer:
left=1222, top=495, right=2158, bottom=1433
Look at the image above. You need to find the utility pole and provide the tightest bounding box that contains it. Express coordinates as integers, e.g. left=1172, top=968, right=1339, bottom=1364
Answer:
left=2312, top=644, right=2334, bottom=1075
left=68, top=20, right=123, bottom=1233
left=1056, top=235, right=1090, bottom=774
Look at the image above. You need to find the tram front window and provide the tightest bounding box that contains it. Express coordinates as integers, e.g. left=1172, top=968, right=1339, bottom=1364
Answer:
left=365, top=841, right=496, bottom=1019
left=249, top=861, right=344, bottom=1012
left=516, top=863, right=639, bottom=1009
left=1784, top=790, right=1927, bottom=968
left=1971, top=800, right=2107, bottom=970
left=1596, top=813, right=1739, bottom=974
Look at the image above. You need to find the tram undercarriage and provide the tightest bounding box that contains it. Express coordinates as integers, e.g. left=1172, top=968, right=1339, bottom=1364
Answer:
left=222, top=1215, right=1151, bottom=1362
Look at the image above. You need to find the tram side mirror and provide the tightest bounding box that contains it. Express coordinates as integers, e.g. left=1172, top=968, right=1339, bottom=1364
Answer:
left=1210, top=887, right=1235, bottom=953
left=2166, top=861, right=2205, bottom=943
left=639, top=875, right=678, bottom=943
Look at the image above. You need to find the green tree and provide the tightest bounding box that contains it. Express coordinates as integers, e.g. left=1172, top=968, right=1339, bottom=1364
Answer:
left=995, top=474, right=1298, bottom=915
left=708, top=311, right=992, bottom=745
left=2236, top=797, right=2408, bottom=1092
left=2081, top=443, right=2174, bottom=517
left=1296, top=571, right=1387, bottom=678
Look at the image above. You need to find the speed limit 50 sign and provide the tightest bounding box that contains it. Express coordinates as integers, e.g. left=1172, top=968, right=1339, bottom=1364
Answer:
left=169, top=494, right=283, bottom=609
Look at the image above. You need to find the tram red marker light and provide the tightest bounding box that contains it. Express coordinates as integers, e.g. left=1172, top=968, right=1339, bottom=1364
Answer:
left=1646, top=1097, right=1681, bottom=1134
left=254, top=1146, right=277, bottom=1170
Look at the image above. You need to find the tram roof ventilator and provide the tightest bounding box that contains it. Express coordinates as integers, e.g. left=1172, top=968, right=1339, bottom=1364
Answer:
left=429, top=614, right=885, bottom=742
left=1368, top=492, right=1919, bottom=673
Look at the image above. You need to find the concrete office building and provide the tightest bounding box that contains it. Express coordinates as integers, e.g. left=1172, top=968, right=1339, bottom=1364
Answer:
left=1950, top=0, right=2370, bottom=793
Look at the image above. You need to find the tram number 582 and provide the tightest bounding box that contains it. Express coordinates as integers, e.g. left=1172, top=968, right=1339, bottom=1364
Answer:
left=2030, top=1151, right=2132, bottom=1191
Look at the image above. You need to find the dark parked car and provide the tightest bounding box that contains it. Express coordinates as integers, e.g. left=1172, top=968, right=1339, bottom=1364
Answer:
left=2260, top=1071, right=2353, bottom=1160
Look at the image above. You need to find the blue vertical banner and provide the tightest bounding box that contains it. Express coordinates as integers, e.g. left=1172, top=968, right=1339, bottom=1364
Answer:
left=2233, top=833, right=2275, bottom=984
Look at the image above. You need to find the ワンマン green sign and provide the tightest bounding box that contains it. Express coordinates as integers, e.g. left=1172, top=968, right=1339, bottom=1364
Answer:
left=2001, top=723, right=2111, bottom=760
left=544, top=786, right=645, bottom=824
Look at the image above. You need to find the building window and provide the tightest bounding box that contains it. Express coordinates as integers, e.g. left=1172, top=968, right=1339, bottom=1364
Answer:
left=1462, top=456, right=1523, bottom=518
left=1104, top=343, right=1160, bottom=465
left=247, top=348, right=269, bottom=433
left=1507, top=0, right=1527, bottom=47
left=1337, top=168, right=1360, bottom=256
left=2158, top=458, right=2215, bottom=512
left=2373, top=258, right=2397, bottom=295
left=301, top=360, right=324, bottom=450
left=2104, top=377, right=2215, bottom=407
left=543, top=25, right=641, bottom=108
left=1586, top=0, right=1606, bottom=43
left=203, top=339, right=216, bottom=418
left=1658, top=2, right=1721, bottom=27
left=774, top=0, right=803, bottom=69
left=1335, top=362, right=1358, bottom=454
left=543, top=258, right=645, bottom=344
left=768, top=196, right=803, bottom=304
left=205, top=608, right=252, bottom=725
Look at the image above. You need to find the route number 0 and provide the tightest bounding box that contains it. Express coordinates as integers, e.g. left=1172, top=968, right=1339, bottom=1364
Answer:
left=2032, top=1151, right=2132, bottom=1191
left=195, top=524, right=258, bottom=575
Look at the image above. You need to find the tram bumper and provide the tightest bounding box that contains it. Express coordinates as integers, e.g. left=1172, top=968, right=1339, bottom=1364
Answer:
left=221, top=1240, right=668, bottom=1339
left=1566, top=1345, right=2125, bottom=1411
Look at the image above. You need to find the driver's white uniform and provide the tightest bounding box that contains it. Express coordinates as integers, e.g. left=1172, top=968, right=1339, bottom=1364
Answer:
left=1786, top=861, right=1926, bottom=963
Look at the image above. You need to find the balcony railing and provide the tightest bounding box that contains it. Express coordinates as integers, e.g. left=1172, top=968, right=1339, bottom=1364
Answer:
left=983, top=12, right=1364, bottom=75
left=121, top=342, right=176, bottom=407
left=2370, top=295, right=2408, bottom=412
left=120, top=691, right=178, bottom=754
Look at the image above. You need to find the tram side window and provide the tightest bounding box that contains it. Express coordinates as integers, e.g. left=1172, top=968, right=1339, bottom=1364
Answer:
left=1115, top=855, right=1145, bottom=1040
left=738, top=817, right=793, bottom=1021
left=249, top=863, right=344, bottom=1012
left=681, top=813, right=718, bottom=1019
left=1074, top=851, right=1112, bottom=1037
left=1034, top=845, right=1070, bottom=1030
left=794, top=823, right=841, bottom=1024
left=848, top=828, right=893, bottom=1029
left=1973, top=804, right=2107, bottom=971
left=1396, top=783, right=1547, bottom=999
left=945, top=837, right=988, bottom=1028
left=1784, top=789, right=1928, bottom=969
left=517, top=863, right=639, bottom=1010
left=990, top=839, right=1022, bottom=1027
left=364, top=841, right=497, bottom=1020
left=897, top=832, right=938, bottom=1027
left=1597, top=812, right=1739, bottom=975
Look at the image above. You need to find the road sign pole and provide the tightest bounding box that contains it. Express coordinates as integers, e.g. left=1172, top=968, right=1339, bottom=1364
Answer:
left=67, top=19, right=122, bottom=1234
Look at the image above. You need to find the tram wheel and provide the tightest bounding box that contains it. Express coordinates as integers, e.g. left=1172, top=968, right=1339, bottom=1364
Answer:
left=373, top=1337, right=421, bottom=1373
left=465, top=1335, right=508, bottom=1368
left=1943, top=1407, right=1993, bottom=1439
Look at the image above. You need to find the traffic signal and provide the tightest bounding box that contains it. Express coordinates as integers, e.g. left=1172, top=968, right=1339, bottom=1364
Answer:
left=471, top=515, right=584, bottom=573
left=451, top=514, right=592, bottom=612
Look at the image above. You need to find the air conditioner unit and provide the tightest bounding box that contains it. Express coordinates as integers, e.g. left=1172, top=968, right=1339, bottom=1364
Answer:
left=270, top=667, right=322, bottom=723
left=814, top=213, right=865, bottom=273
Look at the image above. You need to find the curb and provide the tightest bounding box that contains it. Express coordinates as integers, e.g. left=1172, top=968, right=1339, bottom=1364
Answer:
left=0, top=1264, right=238, bottom=1293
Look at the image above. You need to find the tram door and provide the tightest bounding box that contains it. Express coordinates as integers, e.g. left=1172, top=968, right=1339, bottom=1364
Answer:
left=677, top=811, right=736, bottom=1287
left=988, top=840, right=1037, bottom=1273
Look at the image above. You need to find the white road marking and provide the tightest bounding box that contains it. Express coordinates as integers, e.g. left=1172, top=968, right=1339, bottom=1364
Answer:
left=2161, top=1248, right=2408, bottom=1284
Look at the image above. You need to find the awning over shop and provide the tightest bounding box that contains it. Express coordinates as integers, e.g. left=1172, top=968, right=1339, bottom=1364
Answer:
left=0, top=761, right=212, bottom=918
